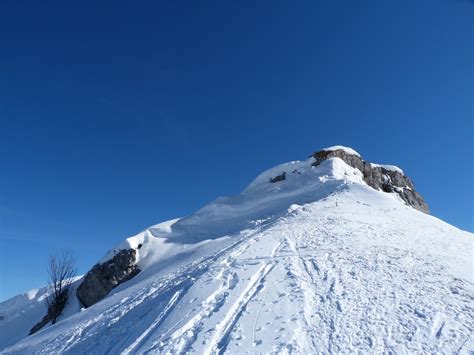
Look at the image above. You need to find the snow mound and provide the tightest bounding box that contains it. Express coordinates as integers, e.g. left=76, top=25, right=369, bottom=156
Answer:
left=168, top=158, right=364, bottom=242
left=99, top=218, right=181, bottom=265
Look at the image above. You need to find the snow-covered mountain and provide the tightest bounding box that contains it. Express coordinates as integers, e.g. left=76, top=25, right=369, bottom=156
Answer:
left=1, top=146, right=472, bottom=354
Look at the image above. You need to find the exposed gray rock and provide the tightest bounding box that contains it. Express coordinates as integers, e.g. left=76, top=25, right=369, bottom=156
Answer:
left=270, top=172, right=286, bottom=183
left=76, top=249, right=140, bottom=308
left=312, top=149, right=429, bottom=213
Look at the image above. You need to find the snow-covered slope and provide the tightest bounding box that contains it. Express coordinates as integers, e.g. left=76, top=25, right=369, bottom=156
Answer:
left=1, top=148, right=473, bottom=354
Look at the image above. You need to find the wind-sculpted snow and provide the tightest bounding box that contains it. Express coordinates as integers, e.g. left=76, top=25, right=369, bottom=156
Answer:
left=3, top=184, right=473, bottom=354
left=167, top=158, right=355, bottom=243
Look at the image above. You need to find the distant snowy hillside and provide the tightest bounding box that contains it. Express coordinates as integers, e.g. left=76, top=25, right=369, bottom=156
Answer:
left=1, top=147, right=472, bottom=354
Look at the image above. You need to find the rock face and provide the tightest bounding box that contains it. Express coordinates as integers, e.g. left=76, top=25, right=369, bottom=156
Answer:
left=76, top=249, right=140, bottom=308
left=312, top=149, right=429, bottom=213
left=270, top=172, right=286, bottom=183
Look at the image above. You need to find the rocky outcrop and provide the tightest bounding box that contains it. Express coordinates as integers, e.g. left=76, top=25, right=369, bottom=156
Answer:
left=76, top=249, right=140, bottom=308
left=312, top=149, right=429, bottom=213
left=270, top=172, right=286, bottom=183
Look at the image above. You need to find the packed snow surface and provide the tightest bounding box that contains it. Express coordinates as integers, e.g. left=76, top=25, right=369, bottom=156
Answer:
left=1, top=155, right=472, bottom=354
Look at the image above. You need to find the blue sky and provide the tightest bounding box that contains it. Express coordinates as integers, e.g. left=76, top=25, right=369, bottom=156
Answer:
left=0, top=0, right=472, bottom=301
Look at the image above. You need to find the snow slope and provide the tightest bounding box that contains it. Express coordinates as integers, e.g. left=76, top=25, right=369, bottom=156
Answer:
left=0, top=279, right=83, bottom=351
left=1, top=153, right=473, bottom=354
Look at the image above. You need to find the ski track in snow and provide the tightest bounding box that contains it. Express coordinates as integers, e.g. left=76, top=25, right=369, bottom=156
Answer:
left=3, top=192, right=473, bottom=354
left=203, top=241, right=282, bottom=355
left=18, top=224, right=273, bottom=355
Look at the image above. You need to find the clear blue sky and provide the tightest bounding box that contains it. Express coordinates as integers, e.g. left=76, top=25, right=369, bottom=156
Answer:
left=0, top=1, right=472, bottom=301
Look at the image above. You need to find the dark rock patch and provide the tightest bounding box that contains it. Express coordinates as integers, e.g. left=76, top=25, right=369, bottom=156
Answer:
left=76, top=249, right=140, bottom=308
left=270, top=172, right=286, bottom=183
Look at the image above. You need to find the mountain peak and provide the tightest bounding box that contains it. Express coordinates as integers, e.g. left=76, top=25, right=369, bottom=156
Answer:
left=2, top=146, right=472, bottom=354
left=312, top=146, right=428, bottom=213
left=319, top=145, right=361, bottom=157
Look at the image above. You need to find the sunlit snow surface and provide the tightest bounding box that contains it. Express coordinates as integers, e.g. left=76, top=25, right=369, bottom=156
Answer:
left=1, top=158, right=473, bottom=354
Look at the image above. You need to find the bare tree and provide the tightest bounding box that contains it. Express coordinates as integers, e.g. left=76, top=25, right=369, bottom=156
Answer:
left=45, top=251, right=76, bottom=324
left=29, top=251, right=77, bottom=334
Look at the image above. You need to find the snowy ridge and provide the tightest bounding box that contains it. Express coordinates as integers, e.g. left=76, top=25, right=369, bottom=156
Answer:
left=107, top=157, right=365, bottom=271
left=1, top=149, right=473, bottom=354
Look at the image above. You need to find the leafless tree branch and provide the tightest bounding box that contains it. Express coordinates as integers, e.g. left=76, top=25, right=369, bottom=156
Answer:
left=45, top=250, right=76, bottom=324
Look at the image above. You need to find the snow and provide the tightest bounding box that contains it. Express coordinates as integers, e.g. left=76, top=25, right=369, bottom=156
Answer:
left=1, top=154, right=473, bottom=354
left=371, top=163, right=404, bottom=174
left=99, top=218, right=181, bottom=265
left=321, top=145, right=361, bottom=157
left=0, top=278, right=82, bottom=351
